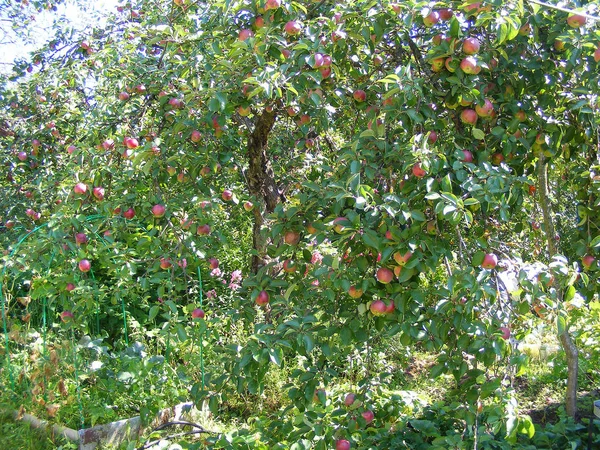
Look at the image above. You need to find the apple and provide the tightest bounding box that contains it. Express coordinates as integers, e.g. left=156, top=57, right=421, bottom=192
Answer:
left=243, top=201, right=254, bottom=211
left=282, top=259, right=297, bottom=273
left=438, top=8, right=453, bottom=20
left=567, top=13, right=586, bottom=28
left=306, top=223, right=318, bottom=234
left=222, top=189, right=233, bottom=201
left=123, top=208, right=135, bottom=219
left=460, top=56, right=479, bottom=74
left=423, top=11, right=439, bottom=27
left=5, top=220, right=15, bottom=230
left=319, top=66, right=331, bottom=78
left=594, top=45, right=600, bottom=63
left=499, top=326, right=511, bottom=340
left=412, top=163, right=426, bottom=178
left=491, top=152, right=504, bottom=165
left=481, top=253, right=498, bottom=269
left=353, top=89, right=366, bottom=102
left=393, top=251, right=412, bottom=266
left=376, top=267, right=394, bottom=284
left=78, top=259, right=91, bottom=272
left=17, top=151, right=27, bottom=161
left=460, top=109, right=478, bottom=125
left=519, top=23, right=531, bottom=35
left=333, top=217, right=350, bottom=233
left=431, top=57, right=445, bottom=72
left=102, top=139, right=115, bottom=150
left=92, top=187, right=105, bottom=200
left=331, top=30, right=346, bottom=42
left=462, top=150, right=474, bottom=163
left=160, top=258, right=172, bottom=269
left=192, top=308, right=205, bottom=319
left=385, top=300, right=395, bottom=314
left=75, top=233, right=88, bottom=245
left=238, top=105, right=251, bottom=116
left=284, top=21, right=302, bottom=35
left=197, top=224, right=211, bottom=235
left=515, top=110, right=527, bottom=122
left=265, top=0, right=281, bottom=10
left=344, top=393, right=356, bottom=406
left=152, top=204, right=166, bottom=218
left=74, top=182, right=87, bottom=195
left=191, top=130, right=202, bottom=142
left=66, top=283, right=75, bottom=292
left=373, top=54, right=384, bottom=65
left=284, top=230, right=300, bottom=245
left=370, top=300, right=387, bottom=316
left=582, top=255, right=595, bottom=269
left=348, top=286, right=363, bottom=299
left=361, top=410, right=374, bottom=424
left=118, top=91, right=130, bottom=101
left=124, top=137, right=139, bottom=149
left=61, top=310, right=74, bottom=323
left=168, top=97, right=183, bottom=108
left=336, top=440, right=351, bottom=450
left=428, top=131, right=438, bottom=144
left=475, top=99, right=494, bottom=118
left=256, top=290, right=270, bottom=306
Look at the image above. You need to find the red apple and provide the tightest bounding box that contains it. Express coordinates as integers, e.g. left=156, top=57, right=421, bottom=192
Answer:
left=191, top=130, right=202, bottom=142
left=61, top=310, right=74, bottom=323
left=238, top=105, right=251, bottom=116
left=582, top=255, right=595, bottom=269
left=499, top=326, right=510, bottom=340
left=208, top=258, right=219, bottom=270
left=491, top=152, right=504, bottom=165
left=462, top=150, right=474, bottom=163
left=376, top=267, right=394, bottom=284
left=197, top=224, right=211, bottom=235
left=344, top=393, right=356, bottom=406
left=361, top=410, right=374, bottom=424
left=567, top=13, right=586, bottom=28
left=123, top=208, right=135, bottom=219
left=5, top=220, right=15, bottom=229
left=243, top=201, right=254, bottom=211
left=438, top=8, right=453, bottom=20
left=370, top=300, right=387, bottom=316
left=284, top=21, right=302, bottom=35
left=319, top=66, right=331, bottom=78
left=160, top=258, right=172, bottom=269
left=336, top=440, right=351, bottom=450
left=67, top=145, right=76, bottom=154
left=463, top=37, right=480, bottom=55
left=152, top=204, right=166, bottom=218
left=284, top=230, right=300, bottom=245
left=348, top=286, right=363, bottom=299
left=393, top=251, right=412, bottom=266
left=475, top=99, right=494, bottom=118
left=118, top=91, right=130, bottom=101
left=515, top=110, right=527, bottom=122
left=66, top=283, right=75, bottom=292
left=78, top=259, right=91, bottom=272
left=427, top=131, right=438, bottom=144
left=102, top=139, right=115, bottom=150
left=265, top=0, right=281, bottom=10
left=460, top=56, right=479, bottom=74
left=124, top=137, right=139, bottom=149
left=385, top=300, right=395, bottom=314
left=222, top=189, right=233, bottom=201
left=594, top=45, right=600, bottom=63
left=282, top=259, right=297, bottom=273
left=192, top=308, right=205, bottom=319
left=256, top=290, right=270, bottom=306
left=75, top=233, right=88, bottom=245
left=74, top=182, right=87, bottom=195
left=460, top=109, right=478, bottom=125
left=481, top=253, right=498, bottom=269
left=17, top=151, right=27, bottom=161
left=353, top=89, right=366, bottom=102
left=92, top=186, right=105, bottom=200
left=423, top=11, right=439, bottom=27
left=431, top=57, right=445, bottom=72
left=412, top=163, right=426, bottom=178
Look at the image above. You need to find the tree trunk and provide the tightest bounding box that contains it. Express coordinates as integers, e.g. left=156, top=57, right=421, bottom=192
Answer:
left=245, top=109, right=280, bottom=273
left=537, top=155, right=579, bottom=418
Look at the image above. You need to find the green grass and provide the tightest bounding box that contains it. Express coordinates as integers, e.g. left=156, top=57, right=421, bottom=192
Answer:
left=0, top=412, right=78, bottom=450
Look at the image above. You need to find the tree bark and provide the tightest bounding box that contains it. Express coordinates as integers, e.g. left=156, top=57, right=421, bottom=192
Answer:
left=537, top=155, right=579, bottom=418
left=246, top=109, right=279, bottom=273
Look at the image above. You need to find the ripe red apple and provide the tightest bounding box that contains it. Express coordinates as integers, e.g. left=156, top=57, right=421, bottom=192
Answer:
left=102, top=139, right=115, bottom=150
left=376, top=267, right=394, bottom=284
left=431, top=57, right=445, bottom=72
left=243, top=201, right=254, bottom=211
left=594, top=45, right=600, bottom=62
left=460, top=56, right=479, bottom=74
left=393, top=251, right=412, bottom=266
left=265, top=0, right=281, bottom=10
left=463, top=37, right=480, bottom=55
left=460, top=109, right=478, bottom=125
left=66, top=283, right=75, bottom=292
left=582, top=255, right=595, bottom=269
left=124, top=137, right=139, bottom=149
left=284, top=20, right=302, bottom=35
left=427, top=131, right=438, bottom=144
left=515, top=110, right=527, bottom=122
left=238, top=105, right=251, bottom=116
left=123, top=208, right=135, bottom=219
left=348, top=286, right=363, bottom=299
left=336, top=439, right=351, bottom=450
left=499, top=326, right=510, bottom=340
left=197, top=224, right=211, bottom=235
left=282, top=259, right=297, bottom=273
left=361, top=410, right=374, bottom=424
left=567, top=13, right=586, bottom=28
left=208, top=258, right=219, bottom=270
left=92, top=187, right=105, bottom=200
left=385, top=300, right=395, bottom=314
left=370, top=300, right=387, bottom=316
left=75, top=233, right=88, bottom=245
left=222, top=189, right=233, bottom=201
left=412, top=163, right=426, bottom=178
left=192, top=308, right=205, bottom=319
left=118, top=91, right=130, bottom=101
left=78, top=259, right=91, bottom=272
left=5, top=220, right=15, bottom=230
left=61, top=310, right=74, bottom=323
left=438, top=8, right=453, bottom=20
left=284, top=230, right=300, bottom=245
left=422, top=11, right=439, bottom=27
left=191, top=130, right=202, bottom=142
left=160, top=258, right=172, bottom=269
left=74, top=182, right=87, bottom=195
left=319, top=66, right=331, bottom=78
left=353, top=89, right=366, bottom=102
left=475, top=99, right=494, bottom=118
left=152, top=204, right=166, bottom=218
left=481, top=253, right=498, bottom=269
left=17, top=151, right=27, bottom=161
left=67, top=145, right=76, bottom=154
left=344, top=393, right=356, bottom=406
left=491, top=152, right=504, bottom=165
left=462, top=150, right=474, bottom=163
left=256, top=290, right=270, bottom=306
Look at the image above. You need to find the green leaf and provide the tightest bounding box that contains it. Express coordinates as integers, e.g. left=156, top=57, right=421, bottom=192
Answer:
left=472, top=128, right=486, bottom=140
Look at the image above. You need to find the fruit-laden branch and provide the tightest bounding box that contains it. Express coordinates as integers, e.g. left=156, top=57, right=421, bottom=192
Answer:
left=537, top=154, right=579, bottom=418
left=246, top=108, right=279, bottom=272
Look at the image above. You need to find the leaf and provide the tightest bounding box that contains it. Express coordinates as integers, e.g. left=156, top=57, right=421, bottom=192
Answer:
left=269, top=347, right=283, bottom=367
left=472, top=128, right=486, bottom=140
left=148, top=305, right=159, bottom=321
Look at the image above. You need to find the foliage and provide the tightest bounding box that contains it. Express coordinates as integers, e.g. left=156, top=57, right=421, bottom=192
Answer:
left=1, top=0, right=600, bottom=448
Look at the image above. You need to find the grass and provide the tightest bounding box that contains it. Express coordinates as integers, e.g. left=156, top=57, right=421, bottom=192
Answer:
left=0, top=412, right=78, bottom=450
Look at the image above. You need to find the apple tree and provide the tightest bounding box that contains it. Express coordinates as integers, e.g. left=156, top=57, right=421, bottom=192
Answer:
left=1, top=0, right=599, bottom=447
